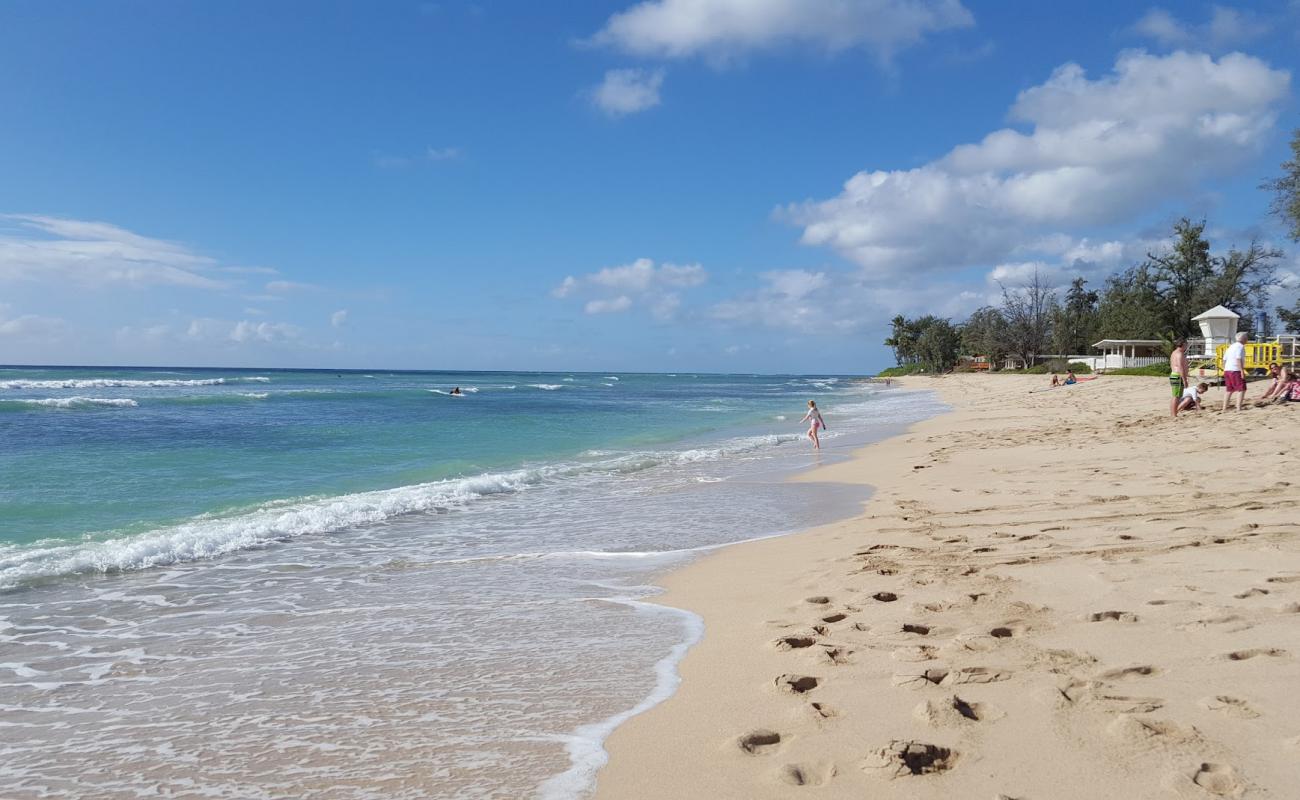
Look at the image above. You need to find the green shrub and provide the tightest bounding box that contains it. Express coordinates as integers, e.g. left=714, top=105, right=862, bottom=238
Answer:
left=1105, top=363, right=1170, bottom=376
left=876, top=364, right=928, bottom=377
left=1067, top=362, right=1093, bottom=374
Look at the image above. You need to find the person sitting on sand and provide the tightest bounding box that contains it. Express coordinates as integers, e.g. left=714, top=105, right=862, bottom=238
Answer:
left=1050, top=373, right=1060, bottom=387
left=1176, top=382, right=1209, bottom=415
left=1257, top=371, right=1300, bottom=406
left=1063, top=370, right=1077, bottom=385
left=1258, top=364, right=1289, bottom=402
left=801, top=400, right=826, bottom=450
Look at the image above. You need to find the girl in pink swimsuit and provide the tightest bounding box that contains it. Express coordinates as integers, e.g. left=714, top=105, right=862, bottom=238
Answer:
left=801, top=400, right=826, bottom=449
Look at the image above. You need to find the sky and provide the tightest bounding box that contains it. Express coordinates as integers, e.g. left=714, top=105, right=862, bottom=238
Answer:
left=1, top=0, right=1299, bottom=374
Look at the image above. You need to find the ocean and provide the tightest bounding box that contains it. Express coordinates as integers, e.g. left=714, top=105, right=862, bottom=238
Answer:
left=0, top=366, right=943, bottom=799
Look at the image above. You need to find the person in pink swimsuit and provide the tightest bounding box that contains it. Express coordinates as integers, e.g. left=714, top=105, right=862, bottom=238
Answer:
left=801, top=400, right=826, bottom=449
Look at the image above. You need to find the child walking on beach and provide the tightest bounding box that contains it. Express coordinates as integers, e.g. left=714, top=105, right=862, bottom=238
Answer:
left=801, top=400, right=826, bottom=449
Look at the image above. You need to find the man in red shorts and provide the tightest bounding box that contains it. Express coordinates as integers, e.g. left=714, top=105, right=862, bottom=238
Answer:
left=1221, top=331, right=1249, bottom=412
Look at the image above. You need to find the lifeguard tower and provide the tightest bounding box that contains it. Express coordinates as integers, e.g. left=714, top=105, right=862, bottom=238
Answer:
left=1191, top=305, right=1239, bottom=358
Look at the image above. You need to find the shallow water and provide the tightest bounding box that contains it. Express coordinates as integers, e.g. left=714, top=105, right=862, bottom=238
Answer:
left=0, top=368, right=944, bottom=798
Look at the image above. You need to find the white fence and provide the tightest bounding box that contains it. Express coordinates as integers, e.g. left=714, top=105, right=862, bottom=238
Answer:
left=1101, top=355, right=1165, bottom=371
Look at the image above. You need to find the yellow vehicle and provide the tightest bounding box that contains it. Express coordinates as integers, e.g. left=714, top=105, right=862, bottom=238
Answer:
left=1214, top=342, right=1282, bottom=377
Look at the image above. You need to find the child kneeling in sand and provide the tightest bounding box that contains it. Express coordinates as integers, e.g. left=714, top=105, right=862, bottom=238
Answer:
left=1176, top=382, right=1209, bottom=415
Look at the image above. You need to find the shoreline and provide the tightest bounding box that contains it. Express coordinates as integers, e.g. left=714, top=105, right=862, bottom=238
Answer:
left=535, top=383, right=941, bottom=799
left=591, top=374, right=1300, bottom=799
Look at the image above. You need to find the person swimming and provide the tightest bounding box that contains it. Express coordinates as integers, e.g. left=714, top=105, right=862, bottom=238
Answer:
left=801, top=400, right=826, bottom=450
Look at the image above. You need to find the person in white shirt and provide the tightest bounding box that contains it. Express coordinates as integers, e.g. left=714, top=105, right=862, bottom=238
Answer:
left=1176, top=382, right=1209, bottom=414
left=1221, top=331, right=1249, bottom=412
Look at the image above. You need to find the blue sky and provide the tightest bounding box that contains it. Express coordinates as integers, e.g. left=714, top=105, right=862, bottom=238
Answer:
left=2, top=1, right=1299, bottom=373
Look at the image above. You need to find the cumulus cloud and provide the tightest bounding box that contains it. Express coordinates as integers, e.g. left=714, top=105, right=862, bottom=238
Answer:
left=590, top=0, right=974, bottom=65
left=1131, top=5, right=1268, bottom=50
left=784, top=50, right=1289, bottom=278
left=554, top=257, right=707, bottom=318
left=331, top=309, right=349, bottom=328
left=186, top=318, right=302, bottom=345
left=0, top=304, right=66, bottom=339
left=710, top=268, right=987, bottom=334
left=0, top=214, right=228, bottom=289
left=585, top=295, right=633, bottom=314
left=591, top=68, right=665, bottom=115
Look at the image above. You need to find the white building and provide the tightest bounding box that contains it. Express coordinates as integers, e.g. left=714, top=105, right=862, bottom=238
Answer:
left=1190, top=305, right=1239, bottom=357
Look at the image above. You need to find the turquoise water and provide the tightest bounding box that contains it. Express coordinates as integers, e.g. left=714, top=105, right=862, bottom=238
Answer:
left=0, top=365, right=944, bottom=799
left=2, top=367, right=850, bottom=572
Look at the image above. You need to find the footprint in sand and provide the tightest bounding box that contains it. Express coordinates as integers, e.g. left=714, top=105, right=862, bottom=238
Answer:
left=1200, top=695, right=1260, bottom=719
left=778, top=762, right=835, bottom=787
left=1191, top=762, right=1244, bottom=797
left=1221, top=648, right=1287, bottom=661
left=775, top=674, right=819, bottom=694
left=988, top=623, right=1030, bottom=639
left=808, top=701, right=836, bottom=719
left=1233, top=588, right=1269, bottom=599
left=872, top=592, right=900, bottom=603
left=913, top=694, right=1003, bottom=726
left=1098, top=664, right=1161, bottom=680
left=774, top=635, right=818, bottom=650
left=1087, top=610, right=1138, bottom=623
left=820, top=646, right=852, bottom=666
left=820, top=612, right=847, bottom=623
left=862, top=740, right=957, bottom=778
left=805, top=596, right=831, bottom=605
left=738, top=730, right=783, bottom=755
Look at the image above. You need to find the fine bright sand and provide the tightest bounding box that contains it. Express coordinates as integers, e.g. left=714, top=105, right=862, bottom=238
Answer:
left=593, top=374, right=1300, bottom=799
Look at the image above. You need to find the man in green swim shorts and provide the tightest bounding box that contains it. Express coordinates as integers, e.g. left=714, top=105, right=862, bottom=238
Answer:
left=1169, top=338, right=1189, bottom=416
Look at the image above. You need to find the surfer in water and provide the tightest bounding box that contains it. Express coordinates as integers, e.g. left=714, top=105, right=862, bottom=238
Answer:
left=449, top=387, right=462, bottom=395
left=801, top=400, right=826, bottom=450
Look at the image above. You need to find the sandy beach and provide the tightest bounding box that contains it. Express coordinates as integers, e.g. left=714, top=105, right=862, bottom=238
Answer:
left=594, top=374, right=1300, bottom=799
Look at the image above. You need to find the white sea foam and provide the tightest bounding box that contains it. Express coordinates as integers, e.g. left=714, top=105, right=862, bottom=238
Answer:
left=529, top=384, right=563, bottom=390
left=239, top=392, right=269, bottom=399
left=0, top=431, right=808, bottom=589
left=536, top=600, right=703, bottom=800
left=0, top=397, right=139, bottom=409
left=604, top=376, right=620, bottom=381
left=0, top=377, right=268, bottom=390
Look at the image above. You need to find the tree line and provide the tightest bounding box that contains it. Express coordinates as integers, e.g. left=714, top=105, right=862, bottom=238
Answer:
left=885, top=129, right=1300, bottom=372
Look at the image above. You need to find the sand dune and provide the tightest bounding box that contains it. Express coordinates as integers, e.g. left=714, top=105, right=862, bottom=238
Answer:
left=594, top=374, right=1300, bottom=799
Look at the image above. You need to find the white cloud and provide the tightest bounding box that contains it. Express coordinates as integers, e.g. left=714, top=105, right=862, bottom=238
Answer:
left=590, top=0, right=974, bottom=65
left=230, top=320, right=300, bottom=343
left=591, top=68, right=665, bottom=115
left=585, top=296, right=633, bottom=314
left=0, top=304, right=65, bottom=339
left=711, top=269, right=851, bottom=333
left=554, top=257, right=707, bottom=318
left=710, top=268, right=988, bottom=334
left=331, top=309, right=349, bottom=328
left=0, top=214, right=227, bottom=289
left=785, top=50, right=1289, bottom=278
left=186, top=317, right=302, bottom=345
left=1131, top=5, right=1268, bottom=50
